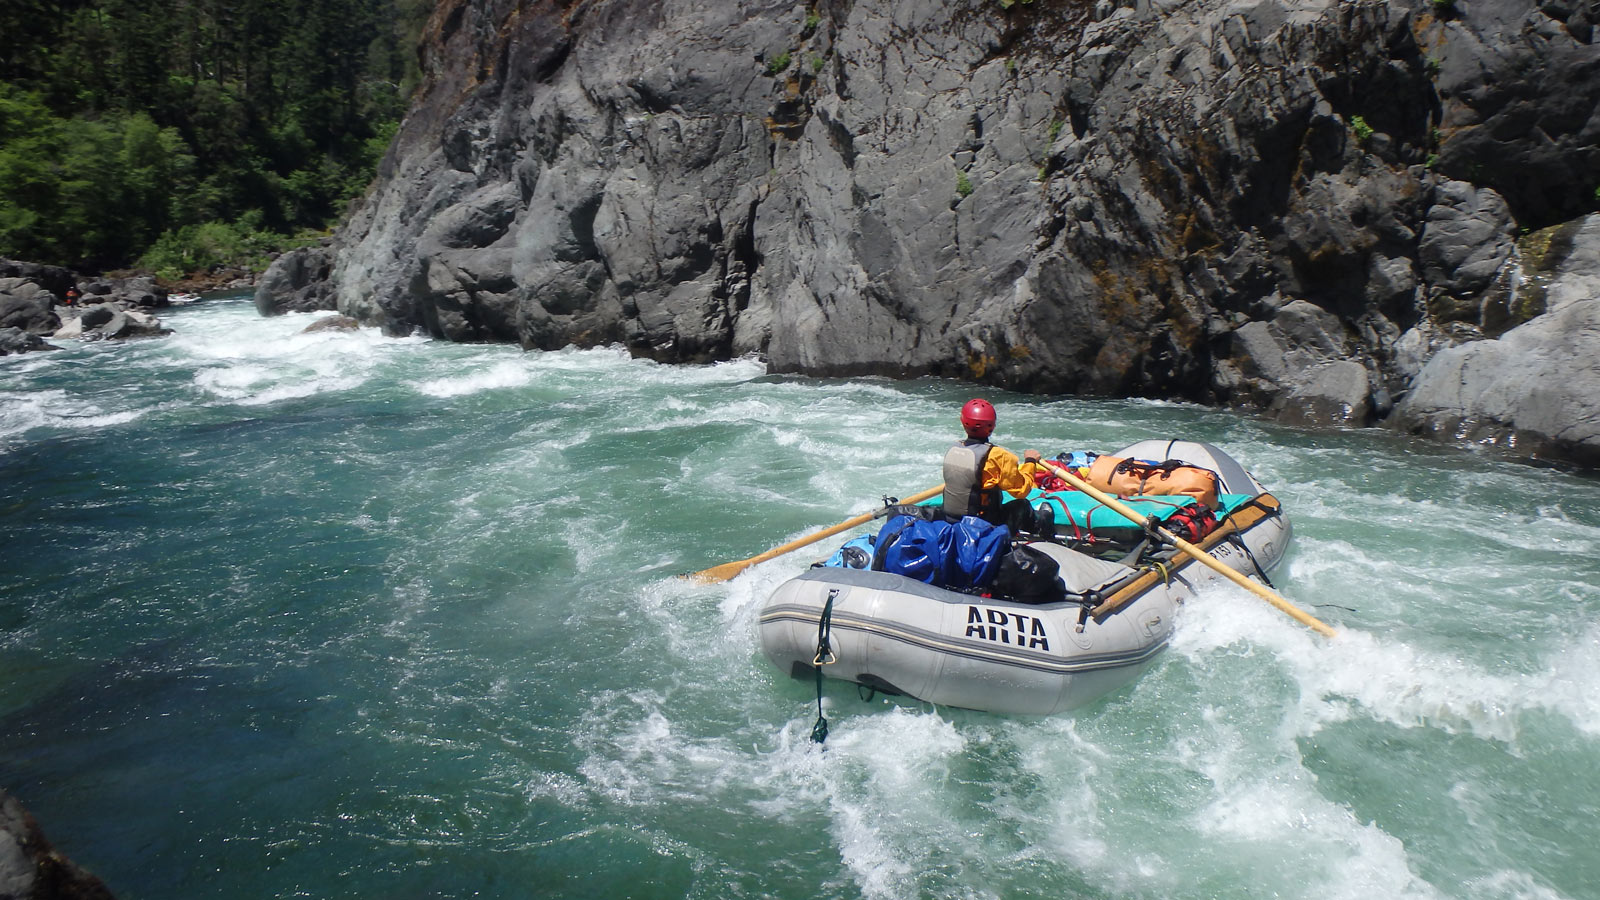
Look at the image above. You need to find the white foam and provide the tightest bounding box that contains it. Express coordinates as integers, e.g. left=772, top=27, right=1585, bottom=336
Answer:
left=1196, top=769, right=1443, bottom=899
left=0, top=388, right=148, bottom=439
left=1462, top=868, right=1575, bottom=900
left=794, top=708, right=969, bottom=900
left=411, top=360, right=534, bottom=398
left=1530, top=622, right=1600, bottom=737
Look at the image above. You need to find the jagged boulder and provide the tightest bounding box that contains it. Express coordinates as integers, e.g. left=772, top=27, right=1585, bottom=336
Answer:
left=54, top=303, right=171, bottom=341
left=0, top=326, right=60, bottom=355
left=1222, top=299, right=1380, bottom=426
left=0, top=279, right=62, bottom=335
left=0, top=789, right=116, bottom=900
left=305, top=0, right=1599, bottom=462
left=254, top=245, right=335, bottom=315
left=0, top=259, right=74, bottom=299
left=1393, top=214, right=1600, bottom=466
left=77, top=275, right=165, bottom=309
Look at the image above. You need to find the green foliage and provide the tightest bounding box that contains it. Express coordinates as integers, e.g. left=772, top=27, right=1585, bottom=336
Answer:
left=1048, top=120, right=1064, bottom=142
left=138, top=220, right=321, bottom=279
left=805, top=11, right=821, bottom=30
left=0, top=85, right=194, bottom=266
left=767, top=51, right=792, bottom=75
left=956, top=171, right=974, bottom=197
left=1426, top=153, right=1439, bottom=169
left=1432, top=0, right=1455, bottom=11
left=1594, top=184, right=1600, bottom=202
left=0, top=0, right=431, bottom=270
left=1349, top=115, right=1375, bottom=143
left=811, top=56, right=826, bottom=74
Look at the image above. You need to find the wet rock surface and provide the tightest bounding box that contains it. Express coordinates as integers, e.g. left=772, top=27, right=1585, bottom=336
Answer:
left=252, top=0, right=1600, bottom=465
left=0, top=260, right=174, bottom=352
left=0, top=788, right=116, bottom=900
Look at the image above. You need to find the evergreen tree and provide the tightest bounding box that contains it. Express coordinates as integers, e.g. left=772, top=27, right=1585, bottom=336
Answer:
left=0, top=0, right=430, bottom=272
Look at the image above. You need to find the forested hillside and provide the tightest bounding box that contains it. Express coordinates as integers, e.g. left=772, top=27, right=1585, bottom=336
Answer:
left=0, top=0, right=431, bottom=275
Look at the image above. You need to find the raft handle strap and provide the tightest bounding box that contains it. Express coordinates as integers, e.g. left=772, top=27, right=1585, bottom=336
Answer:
left=1228, top=534, right=1275, bottom=590
left=811, top=589, right=840, bottom=744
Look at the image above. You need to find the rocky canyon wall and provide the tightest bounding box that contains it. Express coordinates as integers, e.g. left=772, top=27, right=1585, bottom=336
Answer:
left=261, top=0, right=1600, bottom=465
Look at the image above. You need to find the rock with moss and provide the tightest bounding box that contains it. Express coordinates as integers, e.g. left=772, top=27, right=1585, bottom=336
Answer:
left=1393, top=214, right=1600, bottom=466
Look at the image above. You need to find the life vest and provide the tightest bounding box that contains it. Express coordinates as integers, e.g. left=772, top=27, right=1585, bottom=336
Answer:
left=942, top=440, right=1004, bottom=522
left=1086, top=455, right=1220, bottom=510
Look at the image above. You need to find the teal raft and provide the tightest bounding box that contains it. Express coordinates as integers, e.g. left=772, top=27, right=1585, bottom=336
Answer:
left=758, top=440, right=1291, bottom=715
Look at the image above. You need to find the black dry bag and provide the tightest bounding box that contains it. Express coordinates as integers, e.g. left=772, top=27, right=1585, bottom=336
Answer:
left=993, top=545, right=1066, bottom=605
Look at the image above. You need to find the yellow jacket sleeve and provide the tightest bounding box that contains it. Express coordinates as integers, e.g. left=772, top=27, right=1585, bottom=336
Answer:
left=982, top=446, right=1035, bottom=499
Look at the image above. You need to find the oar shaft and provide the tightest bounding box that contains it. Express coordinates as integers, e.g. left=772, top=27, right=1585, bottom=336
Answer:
left=1039, top=460, right=1336, bottom=637
left=687, top=484, right=944, bottom=583
left=742, top=483, right=944, bottom=564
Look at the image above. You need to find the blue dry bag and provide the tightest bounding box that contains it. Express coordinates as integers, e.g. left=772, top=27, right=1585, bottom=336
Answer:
left=946, top=516, right=1010, bottom=588
left=822, top=535, right=876, bottom=569
left=874, top=514, right=1010, bottom=588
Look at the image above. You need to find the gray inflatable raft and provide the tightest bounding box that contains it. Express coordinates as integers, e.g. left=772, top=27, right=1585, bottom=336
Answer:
left=758, top=440, right=1291, bottom=715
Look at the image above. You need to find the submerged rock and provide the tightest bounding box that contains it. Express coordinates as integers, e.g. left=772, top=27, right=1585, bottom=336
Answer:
left=301, top=314, right=361, bottom=333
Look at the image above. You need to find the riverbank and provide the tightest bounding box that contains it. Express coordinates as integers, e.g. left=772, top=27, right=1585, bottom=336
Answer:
left=159, top=265, right=257, bottom=295
left=1, top=257, right=188, bottom=354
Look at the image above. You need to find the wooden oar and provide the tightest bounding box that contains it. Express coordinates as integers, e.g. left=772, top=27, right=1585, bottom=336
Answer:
left=1038, top=460, right=1337, bottom=637
left=686, top=484, right=945, bottom=584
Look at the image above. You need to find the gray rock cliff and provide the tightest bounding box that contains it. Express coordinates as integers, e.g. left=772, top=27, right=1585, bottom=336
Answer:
left=1394, top=214, right=1600, bottom=467
left=263, top=0, right=1600, bottom=465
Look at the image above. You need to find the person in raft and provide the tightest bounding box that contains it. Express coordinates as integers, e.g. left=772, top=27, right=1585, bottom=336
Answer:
left=941, top=398, right=1048, bottom=532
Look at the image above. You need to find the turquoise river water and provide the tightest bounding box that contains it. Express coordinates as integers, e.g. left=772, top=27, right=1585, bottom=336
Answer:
left=3, top=295, right=1599, bottom=899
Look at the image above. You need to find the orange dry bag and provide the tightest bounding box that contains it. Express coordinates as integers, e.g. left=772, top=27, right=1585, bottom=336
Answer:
left=1085, top=455, right=1220, bottom=510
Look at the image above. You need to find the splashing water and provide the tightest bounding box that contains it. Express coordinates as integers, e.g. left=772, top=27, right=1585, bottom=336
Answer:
left=2, top=296, right=1598, bottom=899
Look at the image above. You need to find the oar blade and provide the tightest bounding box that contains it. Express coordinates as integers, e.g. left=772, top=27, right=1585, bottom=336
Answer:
left=684, top=559, right=753, bottom=584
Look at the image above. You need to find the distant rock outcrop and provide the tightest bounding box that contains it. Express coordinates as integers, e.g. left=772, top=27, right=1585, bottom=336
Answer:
left=53, top=303, right=172, bottom=342
left=263, top=0, right=1600, bottom=466
left=0, top=259, right=174, bottom=351
left=255, top=245, right=335, bottom=316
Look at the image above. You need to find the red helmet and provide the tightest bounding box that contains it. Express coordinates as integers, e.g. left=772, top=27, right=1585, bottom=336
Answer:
left=960, top=398, right=996, bottom=438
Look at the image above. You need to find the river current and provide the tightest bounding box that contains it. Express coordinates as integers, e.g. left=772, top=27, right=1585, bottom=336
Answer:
left=2, top=295, right=1598, bottom=900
